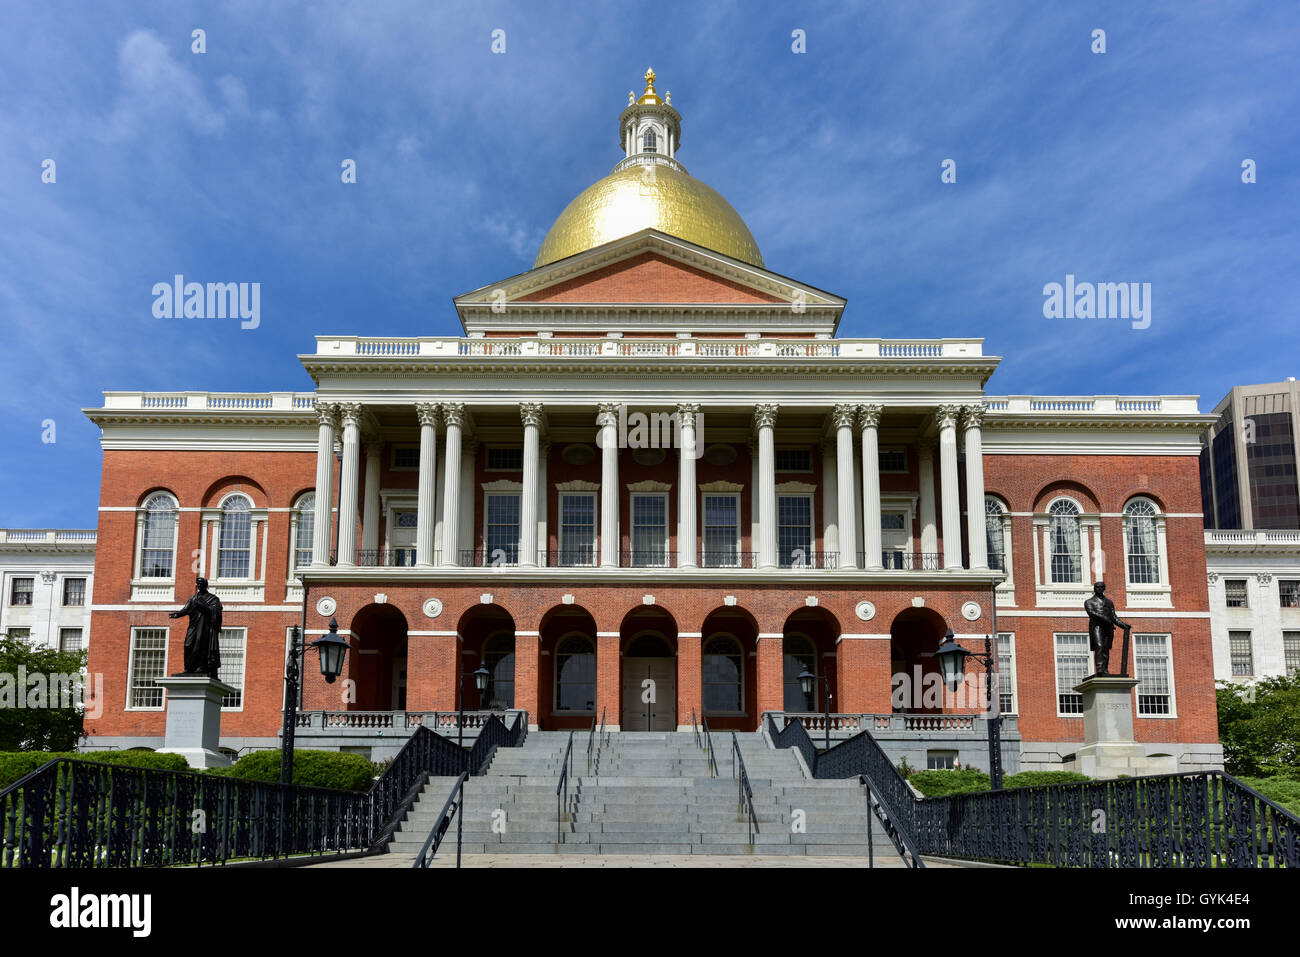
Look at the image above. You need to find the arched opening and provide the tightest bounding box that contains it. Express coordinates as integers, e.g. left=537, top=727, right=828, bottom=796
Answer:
left=701, top=606, right=758, bottom=730
left=348, top=604, right=409, bottom=711
left=457, top=604, right=516, bottom=710
left=781, top=608, right=840, bottom=713
left=620, top=607, right=678, bottom=731
left=539, top=604, right=599, bottom=730
left=888, top=607, right=961, bottom=714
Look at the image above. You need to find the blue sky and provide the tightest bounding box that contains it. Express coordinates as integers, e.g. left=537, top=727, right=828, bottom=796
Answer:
left=2, top=1, right=1297, bottom=527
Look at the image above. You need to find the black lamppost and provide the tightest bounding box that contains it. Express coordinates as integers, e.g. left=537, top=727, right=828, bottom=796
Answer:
left=458, top=665, right=491, bottom=748
left=934, top=628, right=1004, bottom=790
left=280, top=617, right=350, bottom=785
left=797, top=667, right=832, bottom=751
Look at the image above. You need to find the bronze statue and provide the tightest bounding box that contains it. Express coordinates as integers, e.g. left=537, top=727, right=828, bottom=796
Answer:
left=1083, top=581, right=1130, bottom=676
left=170, top=577, right=223, bottom=678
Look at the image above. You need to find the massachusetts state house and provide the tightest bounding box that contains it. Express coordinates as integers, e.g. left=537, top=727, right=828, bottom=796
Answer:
left=83, top=71, right=1222, bottom=772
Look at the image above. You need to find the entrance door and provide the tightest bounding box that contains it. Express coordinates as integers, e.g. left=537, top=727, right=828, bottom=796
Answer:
left=621, top=659, right=676, bottom=731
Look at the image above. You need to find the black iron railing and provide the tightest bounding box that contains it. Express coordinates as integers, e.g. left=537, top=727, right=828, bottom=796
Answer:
left=730, top=732, right=758, bottom=845
left=779, top=550, right=839, bottom=569
left=461, top=547, right=519, bottom=567
left=543, top=549, right=598, bottom=568
left=856, top=551, right=943, bottom=570
left=0, top=711, right=527, bottom=868
left=411, top=772, right=467, bottom=869
left=701, top=715, right=718, bottom=777
left=587, top=708, right=604, bottom=774
left=556, top=730, right=575, bottom=844
left=766, top=713, right=1300, bottom=868
left=699, top=550, right=758, bottom=569
left=619, top=549, right=677, bottom=568
left=691, top=709, right=701, bottom=749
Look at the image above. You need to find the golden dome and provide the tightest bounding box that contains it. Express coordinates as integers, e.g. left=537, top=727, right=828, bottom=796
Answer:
left=534, top=163, right=765, bottom=268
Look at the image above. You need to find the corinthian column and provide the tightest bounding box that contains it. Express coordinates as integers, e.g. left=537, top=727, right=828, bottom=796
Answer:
left=859, top=403, right=884, bottom=570
left=597, top=403, right=620, bottom=567
left=335, top=403, right=362, bottom=566
left=936, top=405, right=963, bottom=569
left=415, top=403, right=440, bottom=566
left=963, top=405, right=988, bottom=570
left=754, top=404, right=779, bottom=568
left=311, top=403, right=337, bottom=566
left=520, top=403, right=544, bottom=566
left=832, top=404, right=858, bottom=570
left=918, top=441, right=938, bottom=560
left=677, top=403, right=700, bottom=568
left=440, top=403, right=465, bottom=566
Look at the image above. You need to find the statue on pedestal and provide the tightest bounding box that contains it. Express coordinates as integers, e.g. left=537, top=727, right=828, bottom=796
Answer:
left=170, top=577, right=223, bottom=678
left=1083, top=581, right=1130, bottom=677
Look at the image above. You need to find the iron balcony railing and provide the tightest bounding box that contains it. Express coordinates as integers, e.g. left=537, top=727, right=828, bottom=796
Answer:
left=699, top=549, right=758, bottom=568
left=856, top=551, right=944, bottom=570
left=619, top=549, right=678, bottom=568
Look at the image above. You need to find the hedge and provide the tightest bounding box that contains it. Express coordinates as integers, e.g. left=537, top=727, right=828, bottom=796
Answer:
left=907, top=768, right=1091, bottom=798
left=1240, top=776, right=1300, bottom=817
left=0, top=750, right=190, bottom=790
left=210, top=749, right=377, bottom=792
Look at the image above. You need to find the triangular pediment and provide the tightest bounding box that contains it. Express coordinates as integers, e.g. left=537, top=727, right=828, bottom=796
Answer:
left=454, top=229, right=844, bottom=337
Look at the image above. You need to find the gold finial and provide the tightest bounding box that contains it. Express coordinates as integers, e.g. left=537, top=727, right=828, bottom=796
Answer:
left=637, top=67, right=661, bottom=105
left=644, top=67, right=656, bottom=87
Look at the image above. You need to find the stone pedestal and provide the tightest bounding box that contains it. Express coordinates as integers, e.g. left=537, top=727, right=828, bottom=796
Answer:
left=1064, top=675, right=1173, bottom=778
left=155, top=675, right=235, bottom=768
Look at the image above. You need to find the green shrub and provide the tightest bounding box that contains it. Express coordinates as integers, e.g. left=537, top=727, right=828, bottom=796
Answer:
left=0, top=749, right=189, bottom=789
left=218, top=749, right=375, bottom=791
left=1003, top=771, right=1091, bottom=789
left=909, top=768, right=990, bottom=797
left=1240, top=776, right=1300, bottom=817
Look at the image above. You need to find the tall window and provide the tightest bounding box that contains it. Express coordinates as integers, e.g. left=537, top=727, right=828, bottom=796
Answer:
left=1279, top=580, right=1300, bottom=609
left=703, top=635, right=743, bottom=713
left=218, top=495, right=253, bottom=578
left=1284, top=632, right=1300, bottom=676
left=778, top=495, right=813, bottom=567
left=1054, top=633, right=1091, bottom=715
left=59, top=628, right=84, bottom=653
left=219, top=628, right=246, bottom=709
left=62, top=578, right=86, bottom=606
left=1134, top=634, right=1173, bottom=716
left=1048, top=499, right=1082, bottom=584
left=783, top=635, right=817, bottom=711
left=393, top=510, right=418, bottom=566
left=1224, top=579, right=1248, bottom=608
left=128, top=628, right=168, bottom=709
left=483, top=633, right=515, bottom=709
left=293, top=493, right=315, bottom=570
left=642, top=128, right=657, bottom=152
left=9, top=577, right=33, bottom=606
left=997, top=633, right=1017, bottom=714
left=985, top=498, right=1007, bottom=572
left=559, top=493, right=596, bottom=567
left=485, top=493, right=520, bottom=565
left=702, top=494, right=739, bottom=567
left=631, top=493, right=668, bottom=566
left=1124, top=499, right=1160, bottom=584
left=1229, top=631, right=1253, bottom=676
left=140, top=493, right=178, bottom=578
left=7, top=628, right=30, bottom=642
left=555, top=635, right=596, bottom=712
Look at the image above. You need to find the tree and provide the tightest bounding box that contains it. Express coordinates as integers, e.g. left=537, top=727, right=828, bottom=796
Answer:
left=1216, top=675, right=1300, bottom=778
left=0, top=635, right=88, bottom=751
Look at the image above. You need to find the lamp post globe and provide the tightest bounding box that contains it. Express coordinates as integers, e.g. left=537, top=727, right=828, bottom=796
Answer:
left=798, top=668, right=815, bottom=698
left=309, top=617, right=350, bottom=683
left=473, top=665, right=490, bottom=699
left=935, top=628, right=971, bottom=691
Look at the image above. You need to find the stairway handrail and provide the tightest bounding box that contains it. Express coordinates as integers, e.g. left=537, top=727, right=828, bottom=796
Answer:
left=701, top=714, right=718, bottom=777
left=730, top=732, right=759, bottom=844
left=556, top=730, right=575, bottom=844
left=411, top=771, right=468, bottom=869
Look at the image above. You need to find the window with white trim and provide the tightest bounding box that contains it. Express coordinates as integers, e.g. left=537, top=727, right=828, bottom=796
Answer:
left=1048, top=499, right=1083, bottom=584
left=217, top=495, right=253, bottom=578
left=703, top=634, right=743, bottom=713
left=774, top=448, right=812, bottom=472
left=485, top=446, right=524, bottom=471
left=7, top=627, right=30, bottom=642
left=642, top=128, right=657, bottom=152
left=219, top=628, right=246, bottom=709
left=631, top=493, right=668, bottom=567
left=1134, top=634, right=1174, bottom=716
left=1284, top=632, right=1300, bottom=676
left=878, top=448, right=908, bottom=473
left=9, top=577, right=33, bottom=606
left=485, top=493, right=520, bottom=565
left=1229, top=631, right=1253, bottom=676
left=127, top=628, right=168, bottom=709
left=558, top=492, right=596, bottom=567
left=1123, top=499, right=1161, bottom=585
left=777, top=495, right=813, bottom=567
left=140, top=493, right=178, bottom=579
left=391, top=445, right=419, bottom=470
left=1224, top=579, right=1248, bottom=608
left=985, top=498, right=1008, bottom=573
left=555, top=634, right=596, bottom=712
left=702, top=493, right=740, bottom=567
left=59, top=628, right=84, bottom=653
left=1054, top=633, right=1091, bottom=715
left=1279, top=580, right=1300, bottom=609
left=292, top=493, right=315, bottom=571
left=62, top=578, right=86, bottom=606
left=997, top=633, right=1017, bottom=714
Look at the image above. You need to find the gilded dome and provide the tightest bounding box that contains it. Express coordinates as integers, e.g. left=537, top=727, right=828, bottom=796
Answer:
left=534, top=163, right=765, bottom=269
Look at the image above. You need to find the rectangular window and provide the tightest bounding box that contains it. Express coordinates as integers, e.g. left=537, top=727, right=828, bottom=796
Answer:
left=218, top=514, right=252, bottom=579
left=9, top=577, right=33, bottom=606
left=127, top=628, right=168, bottom=709
left=997, top=633, right=1017, bottom=714
left=1284, top=632, right=1300, bottom=677
left=558, top=493, right=596, bottom=566
left=926, top=751, right=957, bottom=770
left=1134, top=634, right=1174, bottom=716
left=1279, top=580, right=1300, bottom=609
left=7, top=627, right=31, bottom=642
left=58, top=628, right=84, bottom=653
left=484, top=494, right=520, bottom=565
left=879, top=448, right=908, bottom=473
left=1224, top=579, right=1249, bottom=608
left=219, top=628, right=246, bottom=709
left=1054, top=633, right=1091, bottom=715
left=702, top=493, right=740, bottom=567
left=774, top=448, right=812, bottom=472
left=391, top=445, right=419, bottom=469
left=486, top=446, right=524, bottom=471
left=631, top=493, right=668, bottom=567
left=777, top=495, right=813, bottom=567
left=62, top=578, right=87, bottom=606
left=1229, top=631, right=1253, bottom=676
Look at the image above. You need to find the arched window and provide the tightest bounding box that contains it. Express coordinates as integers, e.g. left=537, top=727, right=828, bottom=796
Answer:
left=985, top=497, right=1007, bottom=572
left=783, top=634, right=817, bottom=711
left=1048, top=499, right=1082, bottom=584
left=642, top=127, right=657, bottom=152
left=292, top=493, right=315, bottom=571
left=483, top=632, right=515, bottom=710
left=703, top=635, right=743, bottom=714
left=555, top=634, right=596, bottom=713
left=140, top=493, right=178, bottom=578
left=1124, top=499, right=1161, bottom=585
left=218, top=495, right=253, bottom=578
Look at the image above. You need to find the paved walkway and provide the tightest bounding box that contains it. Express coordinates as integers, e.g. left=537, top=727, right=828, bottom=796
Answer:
left=308, top=852, right=961, bottom=868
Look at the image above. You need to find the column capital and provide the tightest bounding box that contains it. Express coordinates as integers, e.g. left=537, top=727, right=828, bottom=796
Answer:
left=961, top=404, right=986, bottom=431
left=675, top=402, right=701, bottom=418
left=415, top=402, right=441, bottom=428
left=935, top=404, right=962, bottom=431
left=520, top=402, right=546, bottom=429
left=596, top=402, right=620, bottom=429
left=314, top=402, right=339, bottom=428
left=753, top=403, right=779, bottom=430
left=337, top=402, right=364, bottom=429
left=440, top=402, right=467, bottom=429
left=857, top=403, right=884, bottom=430
left=830, top=403, right=856, bottom=429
